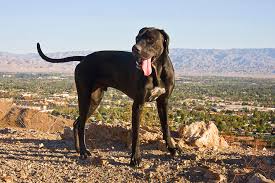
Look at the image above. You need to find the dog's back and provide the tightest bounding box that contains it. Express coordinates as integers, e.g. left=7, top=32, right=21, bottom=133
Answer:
left=76, top=51, right=140, bottom=98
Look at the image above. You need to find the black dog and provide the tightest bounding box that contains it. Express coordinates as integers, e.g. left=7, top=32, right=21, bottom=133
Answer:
left=37, top=27, right=177, bottom=166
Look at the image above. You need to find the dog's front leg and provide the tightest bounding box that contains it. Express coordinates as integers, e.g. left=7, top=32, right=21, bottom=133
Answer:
left=157, top=96, right=177, bottom=157
left=130, top=101, right=143, bottom=167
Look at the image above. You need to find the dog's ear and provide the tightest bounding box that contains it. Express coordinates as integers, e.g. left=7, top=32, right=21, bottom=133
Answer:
left=138, top=27, right=151, bottom=36
left=158, top=29, right=170, bottom=54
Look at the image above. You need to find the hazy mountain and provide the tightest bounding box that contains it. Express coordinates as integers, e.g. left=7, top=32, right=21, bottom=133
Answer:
left=0, top=49, right=274, bottom=78
left=0, top=51, right=87, bottom=73
left=170, top=48, right=275, bottom=77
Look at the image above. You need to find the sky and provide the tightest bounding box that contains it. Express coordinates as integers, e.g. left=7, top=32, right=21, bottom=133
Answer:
left=0, top=0, right=274, bottom=53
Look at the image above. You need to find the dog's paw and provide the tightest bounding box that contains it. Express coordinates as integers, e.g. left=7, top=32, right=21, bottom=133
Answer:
left=79, top=149, right=91, bottom=159
left=130, top=155, right=141, bottom=167
left=75, top=145, right=80, bottom=153
left=168, top=147, right=179, bottom=157
left=79, top=154, right=87, bottom=160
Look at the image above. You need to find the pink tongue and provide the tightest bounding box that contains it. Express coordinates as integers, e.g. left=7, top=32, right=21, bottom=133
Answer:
left=141, top=58, right=152, bottom=76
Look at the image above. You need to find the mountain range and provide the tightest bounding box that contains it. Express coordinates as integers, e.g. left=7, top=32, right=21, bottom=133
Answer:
left=0, top=48, right=274, bottom=78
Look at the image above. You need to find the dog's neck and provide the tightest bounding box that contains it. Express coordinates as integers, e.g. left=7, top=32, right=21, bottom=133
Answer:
left=152, top=51, right=168, bottom=77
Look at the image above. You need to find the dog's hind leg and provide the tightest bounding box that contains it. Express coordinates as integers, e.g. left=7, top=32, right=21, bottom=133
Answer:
left=75, top=87, right=91, bottom=159
left=73, top=88, right=104, bottom=154
left=156, top=96, right=177, bottom=157
left=73, top=117, right=81, bottom=153
left=74, top=86, right=104, bottom=159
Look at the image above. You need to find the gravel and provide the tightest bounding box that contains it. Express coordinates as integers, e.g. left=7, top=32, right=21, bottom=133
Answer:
left=0, top=127, right=274, bottom=182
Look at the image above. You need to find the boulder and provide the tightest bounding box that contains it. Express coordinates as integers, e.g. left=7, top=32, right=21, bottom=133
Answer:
left=178, top=121, right=229, bottom=148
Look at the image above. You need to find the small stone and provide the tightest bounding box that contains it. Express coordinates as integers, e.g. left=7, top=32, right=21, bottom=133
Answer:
left=157, top=140, right=167, bottom=152
left=218, top=174, right=227, bottom=182
left=20, top=170, right=28, bottom=179
left=142, top=163, right=150, bottom=170
left=93, top=156, right=109, bottom=166
left=148, top=172, right=154, bottom=179
left=117, top=157, right=127, bottom=163
left=212, top=146, right=218, bottom=151
left=38, top=143, right=44, bottom=148
left=181, top=160, right=188, bottom=166
left=2, top=175, right=13, bottom=183
left=195, top=154, right=201, bottom=161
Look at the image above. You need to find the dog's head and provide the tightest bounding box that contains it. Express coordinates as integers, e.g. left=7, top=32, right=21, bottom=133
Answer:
left=132, top=27, right=169, bottom=76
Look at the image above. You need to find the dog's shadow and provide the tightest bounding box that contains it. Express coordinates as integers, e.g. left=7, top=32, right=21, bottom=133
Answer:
left=0, top=133, right=134, bottom=166
left=0, top=129, right=187, bottom=168
left=0, top=136, right=78, bottom=164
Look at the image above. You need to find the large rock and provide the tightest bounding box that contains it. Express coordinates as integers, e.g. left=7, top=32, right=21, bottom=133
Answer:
left=178, top=121, right=228, bottom=148
left=0, top=106, right=72, bottom=133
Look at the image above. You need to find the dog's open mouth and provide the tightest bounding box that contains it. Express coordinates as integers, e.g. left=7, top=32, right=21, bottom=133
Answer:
left=136, top=57, right=154, bottom=76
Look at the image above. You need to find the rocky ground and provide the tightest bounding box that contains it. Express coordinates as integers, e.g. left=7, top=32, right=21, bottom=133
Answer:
left=0, top=125, right=274, bottom=183
left=0, top=100, right=274, bottom=182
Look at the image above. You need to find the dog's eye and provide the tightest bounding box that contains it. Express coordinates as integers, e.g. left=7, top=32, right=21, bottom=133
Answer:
left=147, top=38, right=154, bottom=44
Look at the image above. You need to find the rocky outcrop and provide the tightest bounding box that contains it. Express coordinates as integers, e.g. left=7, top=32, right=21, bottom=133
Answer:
left=0, top=106, right=72, bottom=133
left=178, top=121, right=229, bottom=149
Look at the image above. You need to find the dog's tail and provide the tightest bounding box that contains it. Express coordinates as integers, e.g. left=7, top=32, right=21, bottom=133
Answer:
left=37, top=43, right=85, bottom=63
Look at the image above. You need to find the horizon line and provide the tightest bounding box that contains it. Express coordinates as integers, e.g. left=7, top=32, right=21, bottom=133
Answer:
left=1, top=47, right=275, bottom=55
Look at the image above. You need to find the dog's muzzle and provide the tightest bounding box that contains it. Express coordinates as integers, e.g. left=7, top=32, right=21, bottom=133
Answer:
left=136, top=60, right=142, bottom=70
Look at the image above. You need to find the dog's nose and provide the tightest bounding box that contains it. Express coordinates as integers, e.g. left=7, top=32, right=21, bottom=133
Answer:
left=132, top=45, right=141, bottom=54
